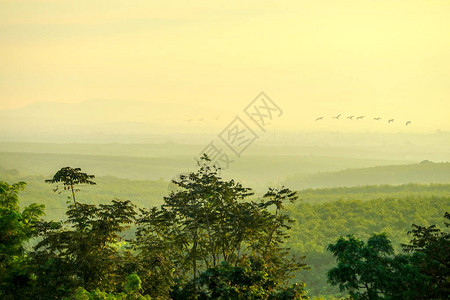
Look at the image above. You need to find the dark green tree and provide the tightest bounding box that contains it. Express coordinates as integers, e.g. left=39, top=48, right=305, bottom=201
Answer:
left=127, top=206, right=178, bottom=299
left=401, top=212, right=449, bottom=299
left=70, top=273, right=151, bottom=300
left=327, top=233, right=428, bottom=300
left=0, top=181, right=45, bottom=299
left=31, top=199, right=137, bottom=299
left=45, top=167, right=96, bottom=205
left=197, top=255, right=308, bottom=299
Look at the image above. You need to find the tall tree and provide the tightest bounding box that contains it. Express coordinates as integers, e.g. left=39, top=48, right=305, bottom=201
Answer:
left=133, top=154, right=308, bottom=299
left=45, top=167, right=96, bottom=205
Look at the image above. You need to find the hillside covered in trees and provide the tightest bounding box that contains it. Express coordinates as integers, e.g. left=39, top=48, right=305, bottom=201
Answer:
left=1, top=160, right=449, bottom=220
left=284, top=161, right=450, bottom=189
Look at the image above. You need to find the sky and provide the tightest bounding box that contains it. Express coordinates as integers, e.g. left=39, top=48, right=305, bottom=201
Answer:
left=1, top=0, right=449, bottom=133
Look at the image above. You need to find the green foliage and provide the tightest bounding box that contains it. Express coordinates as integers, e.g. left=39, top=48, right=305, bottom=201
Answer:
left=327, top=213, right=450, bottom=299
left=197, top=256, right=308, bottom=299
left=128, top=204, right=178, bottom=299
left=327, top=234, right=427, bottom=299
left=69, top=273, right=151, bottom=300
left=287, top=195, right=449, bottom=297
left=401, top=212, right=450, bottom=299
left=0, top=180, right=45, bottom=299
left=30, top=199, right=137, bottom=298
left=133, top=154, right=308, bottom=299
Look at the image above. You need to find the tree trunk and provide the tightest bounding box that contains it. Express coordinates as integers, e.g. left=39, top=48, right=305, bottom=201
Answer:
left=70, top=181, right=77, bottom=205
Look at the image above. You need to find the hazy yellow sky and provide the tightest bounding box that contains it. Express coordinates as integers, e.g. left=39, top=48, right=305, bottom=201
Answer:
left=1, top=0, right=449, bottom=133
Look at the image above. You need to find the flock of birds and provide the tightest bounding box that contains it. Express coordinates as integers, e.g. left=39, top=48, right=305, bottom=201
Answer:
left=315, top=114, right=412, bottom=126
left=184, top=113, right=413, bottom=127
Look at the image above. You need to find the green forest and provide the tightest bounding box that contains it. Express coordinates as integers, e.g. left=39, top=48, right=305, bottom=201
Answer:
left=1, top=155, right=448, bottom=299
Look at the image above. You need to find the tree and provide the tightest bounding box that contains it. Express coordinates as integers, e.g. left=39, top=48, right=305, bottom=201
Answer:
left=133, top=154, right=308, bottom=299
left=0, top=181, right=45, bottom=299
left=130, top=206, right=179, bottom=299
left=401, top=212, right=449, bottom=299
left=197, top=256, right=308, bottom=299
left=327, top=233, right=427, bottom=300
left=45, top=167, right=96, bottom=205
left=31, top=199, right=137, bottom=299
left=70, top=273, right=151, bottom=300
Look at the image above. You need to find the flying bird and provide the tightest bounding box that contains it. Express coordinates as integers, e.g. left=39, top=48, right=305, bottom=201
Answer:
left=347, top=116, right=355, bottom=120
left=388, top=119, right=394, bottom=123
left=187, top=119, right=192, bottom=122
left=198, top=117, right=204, bottom=121
left=315, top=117, right=324, bottom=121
left=406, top=121, right=411, bottom=126
left=357, top=116, right=365, bottom=120
left=333, top=114, right=341, bottom=119
left=374, top=117, right=382, bottom=121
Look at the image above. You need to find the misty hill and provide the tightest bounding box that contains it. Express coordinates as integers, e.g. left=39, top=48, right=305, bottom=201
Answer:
left=0, top=100, right=230, bottom=143
left=2, top=161, right=449, bottom=222
left=284, top=160, right=450, bottom=190
left=1, top=138, right=449, bottom=161
left=0, top=150, right=410, bottom=192
left=298, top=182, right=450, bottom=203
left=1, top=101, right=450, bottom=163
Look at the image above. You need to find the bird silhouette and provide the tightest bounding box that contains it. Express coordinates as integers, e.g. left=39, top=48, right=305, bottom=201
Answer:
left=198, top=118, right=204, bottom=121
left=347, top=116, right=355, bottom=120
left=315, top=117, right=324, bottom=121
left=357, top=116, right=365, bottom=120
left=333, top=114, right=341, bottom=119
left=388, top=119, right=394, bottom=123
left=374, top=117, right=381, bottom=121
left=406, top=121, right=411, bottom=126
left=187, top=119, right=192, bottom=122
left=215, top=115, right=221, bottom=120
